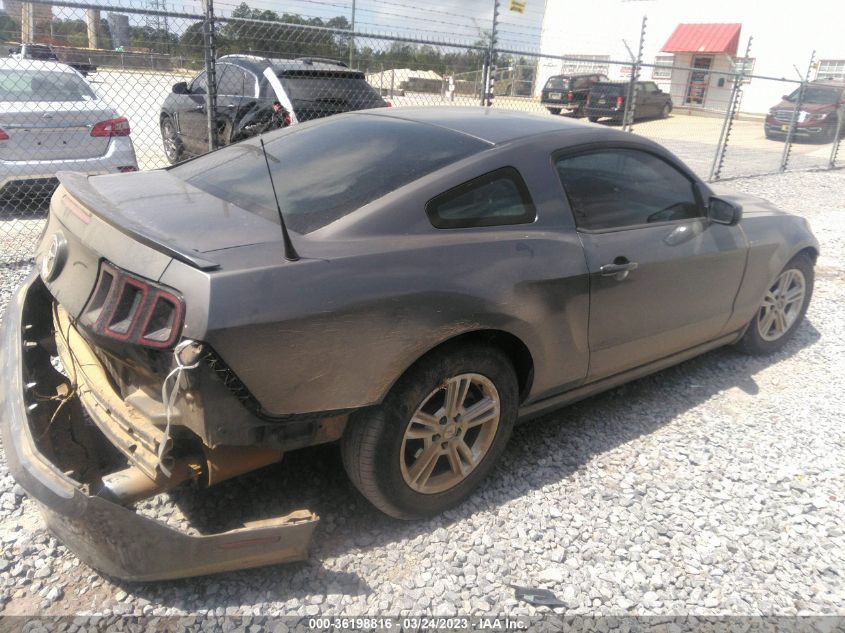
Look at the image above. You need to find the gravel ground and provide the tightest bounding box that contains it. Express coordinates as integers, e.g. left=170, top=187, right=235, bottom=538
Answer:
left=0, top=170, right=844, bottom=621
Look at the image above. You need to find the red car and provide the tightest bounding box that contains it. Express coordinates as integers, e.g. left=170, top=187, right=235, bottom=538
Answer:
left=765, top=80, right=845, bottom=143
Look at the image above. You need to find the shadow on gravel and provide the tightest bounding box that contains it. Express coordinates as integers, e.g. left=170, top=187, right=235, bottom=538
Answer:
left=113, top=319, right=820, bottom=606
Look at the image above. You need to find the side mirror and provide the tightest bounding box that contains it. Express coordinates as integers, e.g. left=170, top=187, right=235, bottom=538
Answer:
left=708, top=196, right=742, bottom=226
left=172, top=81, right=189, bottom=94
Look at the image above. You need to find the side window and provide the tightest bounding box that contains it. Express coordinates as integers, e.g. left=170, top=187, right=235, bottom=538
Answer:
left=644, top=81, right=659, bottom=93
left=426, top=167, right=536, bottom=229
left=555, top=149, right=701, bottom=230
left=190, top=71, right=207, bottom=95
left=217, top=66, right=252, bottom=96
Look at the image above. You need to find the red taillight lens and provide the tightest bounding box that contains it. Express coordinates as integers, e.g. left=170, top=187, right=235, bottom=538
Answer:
left=384, top=100, right=393, bottom=107
left=81, top=261, right=184, bottom=349
left=118, top=166, right=138, bottom=173
left=567, top=91, right=574, bottom=101
left=616, top=95, right=624, bottom=108
left=91, top=117, right=130, bottom=137
left=0, top=128, right=9, bottom=141
left=283, top=113, right=292, bottom=127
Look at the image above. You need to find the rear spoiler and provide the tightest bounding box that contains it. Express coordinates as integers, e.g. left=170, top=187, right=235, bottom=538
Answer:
left=56, top=172, right=220, bottom=271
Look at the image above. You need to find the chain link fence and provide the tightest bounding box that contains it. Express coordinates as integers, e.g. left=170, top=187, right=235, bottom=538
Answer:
left=1, top=0, right=844, bottom=265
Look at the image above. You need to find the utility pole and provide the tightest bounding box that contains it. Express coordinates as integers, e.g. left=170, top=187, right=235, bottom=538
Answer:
left=348, top=0, right=356, bottom=67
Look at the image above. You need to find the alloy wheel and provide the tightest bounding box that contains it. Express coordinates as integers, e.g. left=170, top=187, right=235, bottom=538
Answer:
left=756, top=268, right=806, bottom=341
left=399, top=373, right=500, bottom=494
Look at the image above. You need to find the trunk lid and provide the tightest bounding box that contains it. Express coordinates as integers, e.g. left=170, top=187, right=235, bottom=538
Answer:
left=57, top=170, right=285, bottom=265
left=0, top=100, right=114, bottom=161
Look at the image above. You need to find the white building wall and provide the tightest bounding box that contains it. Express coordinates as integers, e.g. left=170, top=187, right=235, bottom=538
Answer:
left=537, top=0, right=845, bottom=113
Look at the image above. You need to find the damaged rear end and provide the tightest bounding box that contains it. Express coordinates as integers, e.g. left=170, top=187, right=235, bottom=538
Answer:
left=0, top=172, right=320, bottom=581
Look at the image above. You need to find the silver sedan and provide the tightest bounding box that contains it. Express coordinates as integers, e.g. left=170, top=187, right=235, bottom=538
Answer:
left=0, top=58, right=137, bottom=208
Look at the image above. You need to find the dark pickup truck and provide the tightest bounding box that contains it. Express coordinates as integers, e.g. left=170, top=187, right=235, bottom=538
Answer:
left=9, top=43, right=97, bottom=76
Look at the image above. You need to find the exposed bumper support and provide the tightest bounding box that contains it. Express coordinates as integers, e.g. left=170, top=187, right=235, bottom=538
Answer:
left=0, top=275, right=318, bottom=581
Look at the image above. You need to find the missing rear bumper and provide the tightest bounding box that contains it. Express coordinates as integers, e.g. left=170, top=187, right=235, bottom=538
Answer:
left=0, top=275, right=318, bottom=581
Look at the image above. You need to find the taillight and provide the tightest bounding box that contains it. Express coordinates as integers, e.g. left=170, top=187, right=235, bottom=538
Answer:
left=616, top=95, right=624, bottom=108
left=283, top=113, right=292, bottom=127
left=567, top=91, right=574, bottom=102
left=384, top=100, right=393, bottom=107
left=80, top=261, right=184, bottom=349
left=586, top=95, right=591, bottom=105
left=0, top=128, right=9, bottom=140
left=118, top=166, right=137, bottom=173
left=91, top=117, right=130, bottom=137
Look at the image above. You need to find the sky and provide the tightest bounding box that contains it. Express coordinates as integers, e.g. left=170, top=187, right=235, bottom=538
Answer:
left=189, top=0, right=547, bottom=50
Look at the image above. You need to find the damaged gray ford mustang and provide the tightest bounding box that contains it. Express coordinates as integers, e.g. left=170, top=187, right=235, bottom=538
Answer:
left=1, top=107, right=819, bottom=580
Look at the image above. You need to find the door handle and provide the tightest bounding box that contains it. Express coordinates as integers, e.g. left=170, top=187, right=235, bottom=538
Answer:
left=194, top=104, right=205, bottom=111
left=600, top=260, right=638, bottom=281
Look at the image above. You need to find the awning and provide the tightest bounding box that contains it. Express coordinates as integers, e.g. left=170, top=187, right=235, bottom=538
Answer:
left=661, top=23, right=741, bottom=56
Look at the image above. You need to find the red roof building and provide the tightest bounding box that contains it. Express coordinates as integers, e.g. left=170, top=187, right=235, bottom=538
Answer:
left=662, top=23, right=742, bottom=56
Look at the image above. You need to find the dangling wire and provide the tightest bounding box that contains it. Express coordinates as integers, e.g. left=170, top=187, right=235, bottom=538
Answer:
left=157, top=339, right=201, bottom=477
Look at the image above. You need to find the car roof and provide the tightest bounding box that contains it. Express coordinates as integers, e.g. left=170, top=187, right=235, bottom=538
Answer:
left=218, top=54, right=359, bottom=76
left=0, top=58, right=79, bottom=73
left=354, top=106, right=593, bottom=145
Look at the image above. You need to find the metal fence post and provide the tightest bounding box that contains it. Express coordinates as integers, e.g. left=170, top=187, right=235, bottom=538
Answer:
left=780, top=50, right=815, bottom=172
left=829, top=104, right=844, bottom=169
left=202, top=0, right=219, bottom=153
left=709, top=36, right=753, bottom=182
left=623, top=16, right=646, bottom=133
left=483, top=0, right=500, bottom=106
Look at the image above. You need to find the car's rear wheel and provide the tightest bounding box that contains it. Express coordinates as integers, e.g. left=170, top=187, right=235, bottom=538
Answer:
left=341, top=344, right=517, bottom=519
left=161, top=116, right=184, bottom=164
left=661, top=103, right=671, bottom=118
left=737, top=253, right=814, bottom=355
left=588, top=116, right=600, bottom=122
left=547, top=107, right=561, bottom=115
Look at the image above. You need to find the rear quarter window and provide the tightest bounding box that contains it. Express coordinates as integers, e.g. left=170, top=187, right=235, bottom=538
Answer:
left=426, top=167, right=536, bottom=229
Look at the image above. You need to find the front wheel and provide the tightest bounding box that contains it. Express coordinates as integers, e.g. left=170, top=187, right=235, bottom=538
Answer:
left=588, top=116, right=600, bottom=123
left=661, top=103, right=672, bottom=118
left=737, top=253, right=814, bottom=355
left=547, top=107, right=561, bottom=115
left=341, top=344, right=518, bottom=519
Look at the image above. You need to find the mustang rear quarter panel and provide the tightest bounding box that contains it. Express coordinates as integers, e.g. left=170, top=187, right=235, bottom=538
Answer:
left=199, top=132, right=596, bottom=416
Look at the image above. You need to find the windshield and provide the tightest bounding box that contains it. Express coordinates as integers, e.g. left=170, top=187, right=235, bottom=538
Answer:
left=544, top=77, right=569, bottom=90
left=0, top=69, right=96, bottom=102
left=785, top=86, right=840, bottom=104
left=590, top=83, right=625, bottom=96
left=172, top=114, right=488, bottom=234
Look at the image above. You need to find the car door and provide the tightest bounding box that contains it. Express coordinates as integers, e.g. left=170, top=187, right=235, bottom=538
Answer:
left=176, top=70, right=210, bottom=155
left=215, top=64, right=253, bottom=144
left=554, top=146, right=747, bottom=381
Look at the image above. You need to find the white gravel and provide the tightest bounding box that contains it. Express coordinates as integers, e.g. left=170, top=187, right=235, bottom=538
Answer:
left=0, top=170, right=844, bottom=621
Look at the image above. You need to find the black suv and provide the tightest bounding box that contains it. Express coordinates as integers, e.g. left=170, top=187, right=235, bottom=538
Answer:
left=159, top=55, right=388, bottom=163
left=585, top=81, right=672, bottom=123
left=541, top=73, right=608, bottom=117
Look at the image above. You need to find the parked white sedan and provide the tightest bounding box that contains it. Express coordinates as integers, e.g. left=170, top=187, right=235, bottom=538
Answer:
left=0, top=58, right=138, bottom=209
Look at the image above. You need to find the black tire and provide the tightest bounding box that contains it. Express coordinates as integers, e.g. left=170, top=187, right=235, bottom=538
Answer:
left=341, top=344, right=518, bottom=519
left=736, top=253, right=814, bottom=355
left=547, top=107, right=561, bottom=115
left=661, top=102, right=671, bottom=118
left=573, top=105, right=585, bottom=118
left=588, top=116, right=600, bottom=123
left=160, top=116, right=184, bottom=164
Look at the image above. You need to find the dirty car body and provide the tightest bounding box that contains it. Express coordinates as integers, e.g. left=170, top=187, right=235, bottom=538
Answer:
left=1, top=108, right=819, bottom=581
